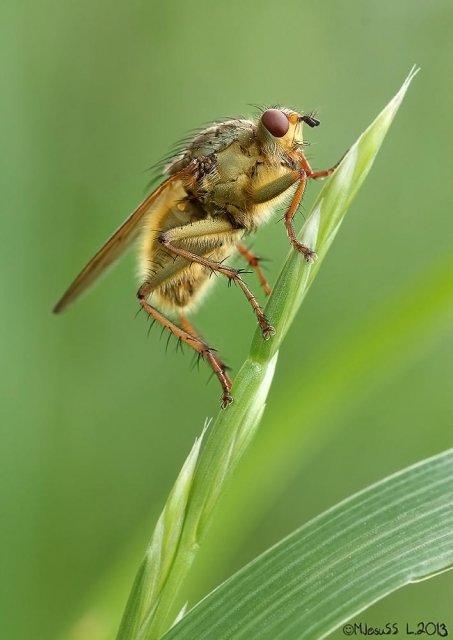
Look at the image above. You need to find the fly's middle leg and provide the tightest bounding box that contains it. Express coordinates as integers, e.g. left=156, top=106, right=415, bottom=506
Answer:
left=157, top=219, right=275, bottom=340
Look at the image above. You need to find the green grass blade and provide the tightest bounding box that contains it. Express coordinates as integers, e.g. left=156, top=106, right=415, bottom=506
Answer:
left=115, top=69, right=418, bottom=640
left=61, top=250, right=453, bottom=640
left=181, top=250, right=453, bottom=599
left=116, top=428, right=206, bottom=640
left=162, top=450, right=453, bottom=640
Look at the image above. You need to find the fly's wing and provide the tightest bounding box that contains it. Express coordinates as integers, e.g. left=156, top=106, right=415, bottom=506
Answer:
left=53, top=172, right=187, bottom=313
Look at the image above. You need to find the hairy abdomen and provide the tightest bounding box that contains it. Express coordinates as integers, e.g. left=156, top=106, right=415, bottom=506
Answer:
left=138, top=190, right=243, bottom=313
left=152, top=244, right=237, bottom=313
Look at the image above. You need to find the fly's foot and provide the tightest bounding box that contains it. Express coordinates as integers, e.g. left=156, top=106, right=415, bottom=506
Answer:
left=220, top=392, right=234, bottom=409
left=293, top=241, right=318, bottom=263
left=303, top=248, right=318, bottom=264
left=260, top=317, right=276, bottom=341
left=202, top=347, right=233, bottom=409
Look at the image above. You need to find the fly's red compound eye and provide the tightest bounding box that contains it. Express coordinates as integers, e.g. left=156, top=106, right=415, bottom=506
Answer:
left=261, top=109, right=289, bottom=138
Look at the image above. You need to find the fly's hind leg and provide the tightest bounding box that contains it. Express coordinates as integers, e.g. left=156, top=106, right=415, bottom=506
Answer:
left=178, top=313, right=232, bottom=396
left=237, top=243, right=271, bottom=296
left=137, top=286, right=233, bottom=408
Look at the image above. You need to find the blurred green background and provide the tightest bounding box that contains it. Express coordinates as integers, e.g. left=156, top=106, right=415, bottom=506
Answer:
left=2, top=1, right=453, bottom=638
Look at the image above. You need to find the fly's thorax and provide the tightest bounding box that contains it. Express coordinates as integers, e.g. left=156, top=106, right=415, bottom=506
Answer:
left=185, top=131, right=260, bottom=211
left=215, top=137, right=261, bottom=182
left=165, top=119, right=255, bottom=176
left=196, top=140, right=261, bottom=221
left=197, top=133, right=298, bottom=229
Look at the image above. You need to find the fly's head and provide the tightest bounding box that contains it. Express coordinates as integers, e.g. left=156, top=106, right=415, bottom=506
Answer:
left=257, top=107, right=320, bottom=158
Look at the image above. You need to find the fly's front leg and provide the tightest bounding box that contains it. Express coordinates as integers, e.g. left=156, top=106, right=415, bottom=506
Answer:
left=251, top=151, right=340, bottom=263
left=283, top=170, right=317, bottom=262
left=284, top=151, right=341, bottom=260
left=251, top=168, right=315, bottom=262
left=158, top=219, right=275, bottom=340
left=298, top=150, right=342, bottom=179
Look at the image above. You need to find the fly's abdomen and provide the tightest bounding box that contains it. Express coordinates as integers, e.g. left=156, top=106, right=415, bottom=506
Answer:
left=152, top=244, right=235, bottom=312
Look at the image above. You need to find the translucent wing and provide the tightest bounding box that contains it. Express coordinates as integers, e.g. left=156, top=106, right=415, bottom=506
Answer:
left=53, top=172, right=186, bottom=313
